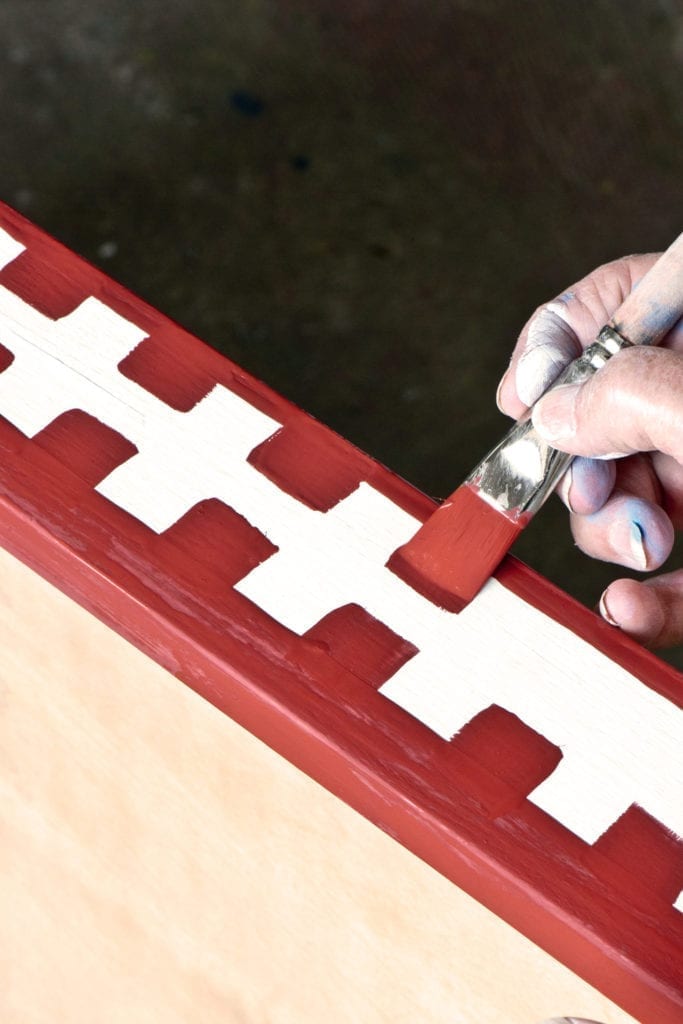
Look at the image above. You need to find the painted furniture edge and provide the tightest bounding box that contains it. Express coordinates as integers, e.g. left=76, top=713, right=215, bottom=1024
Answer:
left=0, top=201, right=680, bottom=1023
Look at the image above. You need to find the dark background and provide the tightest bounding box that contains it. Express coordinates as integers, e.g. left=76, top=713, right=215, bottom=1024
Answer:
left=2, top=0, right=683, bottom=664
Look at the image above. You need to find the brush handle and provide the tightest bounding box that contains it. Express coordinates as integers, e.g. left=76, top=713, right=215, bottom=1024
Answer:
left=468, top=328, right=631, bottom=517
left=470, top=231, right=683, bottom=518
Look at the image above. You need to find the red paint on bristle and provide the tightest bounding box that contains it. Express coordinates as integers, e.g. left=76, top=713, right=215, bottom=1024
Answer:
left=388, top=483, right=528, bottom=612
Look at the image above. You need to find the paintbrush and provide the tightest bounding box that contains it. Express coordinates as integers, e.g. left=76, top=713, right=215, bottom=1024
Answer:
left=389, top=232, right=683, bottom=612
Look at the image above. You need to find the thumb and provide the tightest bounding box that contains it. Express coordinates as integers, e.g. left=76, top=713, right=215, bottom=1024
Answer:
left=531, top=346, right=683, bottom=460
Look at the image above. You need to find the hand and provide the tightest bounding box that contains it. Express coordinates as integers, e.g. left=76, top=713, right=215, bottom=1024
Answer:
left=497, top=253, right=683, bottom=649
left=541, top=1018, right=605, bottom=1024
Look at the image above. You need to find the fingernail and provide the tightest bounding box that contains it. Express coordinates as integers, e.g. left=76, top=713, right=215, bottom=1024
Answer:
left=557, top=462, right=576, bottom=513
left=496, top=368, right=511, bottom=412
left=629, top=520, right=648, bottom=569
left=606, top=517, right=650, bottom=571
left=599, top=588, right=621, bottom=627
left=532, top=383, right=581, bottom=442
left=600, top=497, right=673, bottom=570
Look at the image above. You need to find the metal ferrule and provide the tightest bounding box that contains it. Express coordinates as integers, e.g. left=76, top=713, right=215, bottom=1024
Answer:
left=467, top=325, right=633, bottom=519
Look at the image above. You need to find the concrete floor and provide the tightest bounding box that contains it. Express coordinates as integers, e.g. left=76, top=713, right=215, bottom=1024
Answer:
left=2, top=0, right=683, bottom=662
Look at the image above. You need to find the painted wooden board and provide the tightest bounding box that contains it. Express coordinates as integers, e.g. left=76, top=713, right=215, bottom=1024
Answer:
left=1, top=540, right=638, bottom=1024
left=0, top=201, right=680, bottom=1022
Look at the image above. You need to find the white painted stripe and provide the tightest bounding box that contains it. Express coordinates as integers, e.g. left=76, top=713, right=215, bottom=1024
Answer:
left=0, top=225, right=680, bottom=911
left=0, top=228, right=25, bottom=269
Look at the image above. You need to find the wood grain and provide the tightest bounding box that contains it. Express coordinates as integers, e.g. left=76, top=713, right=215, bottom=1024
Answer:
left=0, top=545, right=637, bottom=1024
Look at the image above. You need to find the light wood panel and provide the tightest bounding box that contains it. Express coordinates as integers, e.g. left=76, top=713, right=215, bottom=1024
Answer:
left=1, top=545, right=636, bottom=1024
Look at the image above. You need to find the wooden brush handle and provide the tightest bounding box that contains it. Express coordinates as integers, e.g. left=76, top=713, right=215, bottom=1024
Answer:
left=609, top=231, right=683, bottom=346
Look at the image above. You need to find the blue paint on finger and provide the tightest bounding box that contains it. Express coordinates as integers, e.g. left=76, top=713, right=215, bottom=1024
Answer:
left=584, top=494, right=674, bottom=570
left=629, top=520, right=647, bottom=569
left=566, top=456, right=615, bottom=514
left=640, top=299, right=682, bottom=337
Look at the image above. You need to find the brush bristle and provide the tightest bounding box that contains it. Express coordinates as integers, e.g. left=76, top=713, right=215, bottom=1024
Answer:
left=387, top=483, right=527, bottom=611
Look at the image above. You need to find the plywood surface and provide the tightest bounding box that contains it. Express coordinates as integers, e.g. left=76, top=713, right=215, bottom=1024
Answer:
left=1, top=545, right=637, bottom=1024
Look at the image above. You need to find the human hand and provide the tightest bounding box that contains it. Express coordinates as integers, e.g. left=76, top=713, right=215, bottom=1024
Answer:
left=497, top=253, right=683, bottom=648
left=540, top=1018, right=605, bottom=1024
left=540, top=1017, right=605, bottom=1023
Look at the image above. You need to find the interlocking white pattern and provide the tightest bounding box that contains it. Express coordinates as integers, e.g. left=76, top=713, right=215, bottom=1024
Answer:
left=0, top=227, right=680, bottom=911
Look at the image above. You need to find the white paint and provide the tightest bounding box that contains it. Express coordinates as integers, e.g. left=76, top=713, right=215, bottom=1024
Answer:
left=0, top=295, right=147, bottom=438
left=516, top=301, right=579, bottom=408
left=0, top=231, right=26, bottom=268
left=0, top=226, right=681, bottom=910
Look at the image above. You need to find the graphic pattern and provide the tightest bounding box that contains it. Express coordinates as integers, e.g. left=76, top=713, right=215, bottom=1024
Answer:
left=0, top=227, right=681, bottom=911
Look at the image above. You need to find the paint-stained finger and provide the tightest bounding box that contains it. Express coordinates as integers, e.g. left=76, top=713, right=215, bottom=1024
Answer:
left=532, top=346, right=683, bottom=462
left=555, top=456, right=615, bottom=515
left=570, top=491, right=674, bottom=571
left=651, top=449, right=683, bottom=528
left=514, top=299, right=582, bottom=409
left=497, top=253, right=660, bottom=419
left=599, top=570, right=683, bottom=648
left=497, top=298, right=581, bottom=419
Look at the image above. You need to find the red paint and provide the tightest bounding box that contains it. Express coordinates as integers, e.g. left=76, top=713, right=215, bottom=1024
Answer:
left=455, top=705, right=563, bottom=803
left=0, top=201, right=680, bottom=1023
left=118, top=334, right=217, bottom=412
left=0, top=343, right=13, bottom=374
left=248, top=420, right=368, bottom=512
left=595, top=806, right=683, bottom=907
left=33, top=411, right=138, bottom=487
left=388, top=482, right=528, bottom=611
left=304, top=603, right=418, bottom=689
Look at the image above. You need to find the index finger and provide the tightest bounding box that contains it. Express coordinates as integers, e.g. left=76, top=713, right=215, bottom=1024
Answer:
left=497, top=253, right=660, bottom=419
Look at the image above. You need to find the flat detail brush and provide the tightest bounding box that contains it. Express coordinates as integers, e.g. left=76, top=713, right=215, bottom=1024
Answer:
left=389, top=232, right=683, bottom=612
